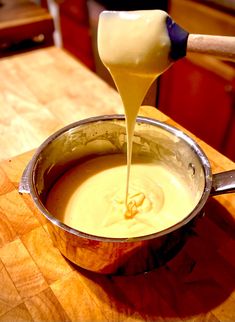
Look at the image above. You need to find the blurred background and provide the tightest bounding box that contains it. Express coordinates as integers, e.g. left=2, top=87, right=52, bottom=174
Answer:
left=0, top=0, right=234, bottom=161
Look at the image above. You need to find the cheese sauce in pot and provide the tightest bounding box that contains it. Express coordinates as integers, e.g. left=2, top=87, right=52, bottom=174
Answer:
left=46, top=10, right=197, bottom=238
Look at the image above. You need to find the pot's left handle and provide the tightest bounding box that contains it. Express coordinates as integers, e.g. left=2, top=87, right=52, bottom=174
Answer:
left=211, top=170, right=235, bottom=196
left=18, top=161, right=32, bottom=194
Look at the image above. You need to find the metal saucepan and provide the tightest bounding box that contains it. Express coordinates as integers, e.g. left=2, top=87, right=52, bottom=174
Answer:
left=19, top=115, right=235, bottom=275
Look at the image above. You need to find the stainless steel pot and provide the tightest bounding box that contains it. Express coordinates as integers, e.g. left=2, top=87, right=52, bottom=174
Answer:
left=19, top=115, right=235, bottom=275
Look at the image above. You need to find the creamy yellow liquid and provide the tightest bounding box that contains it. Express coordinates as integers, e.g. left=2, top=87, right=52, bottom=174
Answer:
left=46, top=10, right=195, bottom=238
left=46, top=154, right=195, bottom=238
left=98, top=10, right=172, bottom=207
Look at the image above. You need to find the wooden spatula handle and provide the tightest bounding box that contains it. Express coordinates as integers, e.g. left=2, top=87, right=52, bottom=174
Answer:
left=187, top=34, right=235, bottom=61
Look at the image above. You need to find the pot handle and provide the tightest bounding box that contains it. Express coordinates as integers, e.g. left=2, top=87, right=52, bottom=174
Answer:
left=211, top=170, right=235, bottom=196
left=18, top=161, right=31, bottom=194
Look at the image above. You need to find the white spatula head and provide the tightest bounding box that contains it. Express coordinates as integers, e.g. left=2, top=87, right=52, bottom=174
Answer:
left=97, top=10, right=183, bottom=76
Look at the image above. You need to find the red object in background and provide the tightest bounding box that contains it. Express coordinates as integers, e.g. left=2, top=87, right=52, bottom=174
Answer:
left=41, top=0, right=95, bottom=70
left=60, top=13, right=95, bottom=70
left=222, top=96, right=235, bottom=161
left=59, top=0, right=95, bottom=70
left=40, top=0, right=48, bottom=8
left=158, top=58, right=235, bottom=162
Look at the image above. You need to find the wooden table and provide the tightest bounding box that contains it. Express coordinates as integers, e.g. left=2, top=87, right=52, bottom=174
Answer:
left=0, top=47, right=235, bottom=321
left=0, top=46, right=123, bottom=160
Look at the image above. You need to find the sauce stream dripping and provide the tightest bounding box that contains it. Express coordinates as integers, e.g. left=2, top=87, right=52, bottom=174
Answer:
left=98, top=10, right=172, bottom=216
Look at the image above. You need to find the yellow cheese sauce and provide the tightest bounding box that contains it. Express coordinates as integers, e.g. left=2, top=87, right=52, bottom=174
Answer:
left=46, top=10, right=195, bottom=238
left=46, top=154, right=195, bottom=238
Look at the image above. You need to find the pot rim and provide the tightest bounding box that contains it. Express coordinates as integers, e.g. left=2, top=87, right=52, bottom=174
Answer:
left=26, top=114, right=213, bottom=242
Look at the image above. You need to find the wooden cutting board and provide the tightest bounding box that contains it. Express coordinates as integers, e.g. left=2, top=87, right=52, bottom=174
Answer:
left=0, top=106, right=234, bottom=321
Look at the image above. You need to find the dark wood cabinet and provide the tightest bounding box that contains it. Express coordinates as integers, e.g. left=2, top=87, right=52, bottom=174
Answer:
left=157, top=0, right=235, bottom=162
left=158, top=57, right=235, bottom=161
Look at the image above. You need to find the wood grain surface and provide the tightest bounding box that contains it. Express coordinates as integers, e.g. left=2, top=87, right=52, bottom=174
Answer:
left=0, top=47, right=234, bottom=321
left=0, top=107, right=234, bottom=321
left=0, top=47, right=123, bottom=161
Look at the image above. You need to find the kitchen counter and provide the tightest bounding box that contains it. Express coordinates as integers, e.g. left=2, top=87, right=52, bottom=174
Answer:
left=0, top=47, right=234, bottom=321
left=0, top=46, right=123, bottom=160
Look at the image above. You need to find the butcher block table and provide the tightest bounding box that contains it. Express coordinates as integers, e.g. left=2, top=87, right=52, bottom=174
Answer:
left=0, top=47, right=235, bottom=322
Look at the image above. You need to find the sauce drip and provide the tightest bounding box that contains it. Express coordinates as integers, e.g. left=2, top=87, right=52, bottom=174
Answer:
left=98, top=10, right=172, bottom=216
